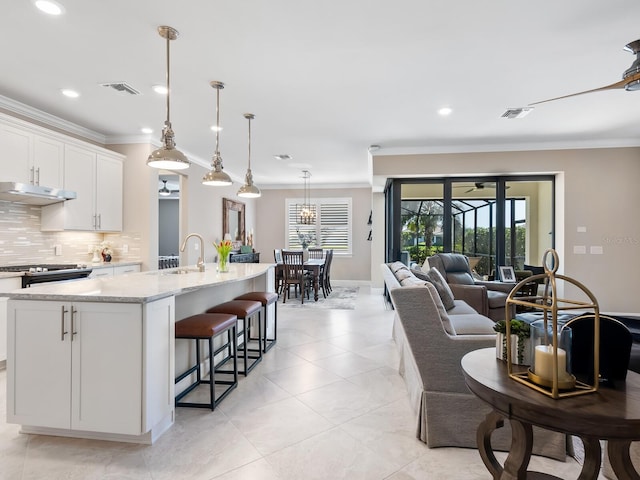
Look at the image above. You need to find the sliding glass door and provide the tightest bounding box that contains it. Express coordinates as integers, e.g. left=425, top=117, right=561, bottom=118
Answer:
left=386, top=176, right=554, bottom=277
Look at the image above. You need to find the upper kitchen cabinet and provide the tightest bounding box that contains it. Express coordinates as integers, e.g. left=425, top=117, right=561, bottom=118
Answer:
left=0, top=121, right=63, bottom=187
left=41, top=146, right=123, bottom=232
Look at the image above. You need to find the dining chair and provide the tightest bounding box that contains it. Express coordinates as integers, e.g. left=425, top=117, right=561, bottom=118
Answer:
left=273, top=249, right=284, bottom=295
left=281, top=250, right=310, bottom=303
left=322, top=249, right=333, bottom=295
left=307, top=248, right=324, bottom=260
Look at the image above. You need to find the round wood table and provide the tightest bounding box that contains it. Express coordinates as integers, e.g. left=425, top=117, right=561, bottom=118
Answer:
left=461, top=348, right=640, bottom=480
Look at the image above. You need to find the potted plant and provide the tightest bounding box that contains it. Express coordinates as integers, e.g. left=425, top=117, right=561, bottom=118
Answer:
left=494, top=319, right=532, bottom=365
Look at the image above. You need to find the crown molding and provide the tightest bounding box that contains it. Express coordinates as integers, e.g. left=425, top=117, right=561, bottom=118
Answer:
left=0, top=94, right=107, bottom=144
left=372, top=138, right=640, bottom=156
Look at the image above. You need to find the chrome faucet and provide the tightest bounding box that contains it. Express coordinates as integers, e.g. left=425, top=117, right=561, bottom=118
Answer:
left=180, top=233, right=205, bottom=272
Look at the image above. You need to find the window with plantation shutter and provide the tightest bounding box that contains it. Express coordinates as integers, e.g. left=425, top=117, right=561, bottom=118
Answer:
left=285, top=197, right=352, bottom=255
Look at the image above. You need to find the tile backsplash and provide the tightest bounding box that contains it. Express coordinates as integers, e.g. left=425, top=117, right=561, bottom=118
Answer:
left=0, top=201, right=141, bottom=266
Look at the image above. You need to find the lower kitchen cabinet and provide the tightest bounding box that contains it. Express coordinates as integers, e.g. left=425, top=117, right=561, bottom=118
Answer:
left=7, top=297, right=174, bottom=438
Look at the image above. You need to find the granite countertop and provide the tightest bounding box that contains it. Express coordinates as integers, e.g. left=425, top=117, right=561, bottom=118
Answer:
left=5, top=263, right=274, bottom=304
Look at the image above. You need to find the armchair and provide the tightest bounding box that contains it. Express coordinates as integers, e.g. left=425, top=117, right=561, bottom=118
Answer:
left=427, top=253, right=514, bottom=321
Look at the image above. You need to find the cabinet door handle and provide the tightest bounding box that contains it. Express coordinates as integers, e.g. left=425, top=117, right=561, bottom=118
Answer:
left=35, top=167, right=40, bottom=185
left=71, top=306, right=78, bottom=340
left=97, top=213, right=101, bottom=229
left=92, top=214, right=96, bottom=228
left=30, top=166, right=35, bottom=185
left=61, top=305, right=69, bottom=341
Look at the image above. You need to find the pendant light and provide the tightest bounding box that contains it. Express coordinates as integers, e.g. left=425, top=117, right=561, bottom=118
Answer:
left=237, top=113, right=261, bottom=198
left=158, top=180, right=171, bottom=196
left=147, top=26, right=190, bottom=170
left=202, top=81, right=233, bottom=186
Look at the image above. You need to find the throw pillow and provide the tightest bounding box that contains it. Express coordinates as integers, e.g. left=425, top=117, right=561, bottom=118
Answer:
left=394, top=268, right=414, bottom=283
left=389, top=261, right=408, bottom=274
left=423, top=283, right=456, bottom=335
left=410, top=267, right=430, bottom=282
left=425, top=267, right=456, bottom=311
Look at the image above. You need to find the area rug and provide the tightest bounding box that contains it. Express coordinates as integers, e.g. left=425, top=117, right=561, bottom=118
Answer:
left=279, top=286, right=359, bottom=310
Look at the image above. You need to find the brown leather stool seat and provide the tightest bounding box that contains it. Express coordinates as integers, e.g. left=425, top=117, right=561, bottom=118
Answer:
left=234, top=291, right=278, bottom=352
left=175, top=313, right=238, bottom=410
left=206, top=300, right=262, bottom=375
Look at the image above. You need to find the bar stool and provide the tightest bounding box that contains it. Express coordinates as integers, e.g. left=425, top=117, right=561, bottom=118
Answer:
left=174, top=313, right=238, bottom=410
left=234, top=291, right=278, bottom=352
left=206, top=300, right=262, bottom=375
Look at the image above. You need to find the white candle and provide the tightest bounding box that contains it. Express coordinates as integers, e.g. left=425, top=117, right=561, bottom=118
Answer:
left=534, top=345, right=571, bottom=382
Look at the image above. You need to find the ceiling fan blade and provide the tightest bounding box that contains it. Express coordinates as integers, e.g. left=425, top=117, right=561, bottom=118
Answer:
left=529, top=77, right=631, bottom=106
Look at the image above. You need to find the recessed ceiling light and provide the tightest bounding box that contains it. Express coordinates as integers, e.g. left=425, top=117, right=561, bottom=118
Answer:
left=141, top=127, right=153, bottom=134
left=61, top=89, right=79, bottom=98
left=34, top=0, right=64, bottom=15
left=438, top=106, right=453, bottom=116
left=152, top=85, right=168, bottom=95
left=274, top=154, right=292, bottom=161
left=210, top=125, right=223, bottom=132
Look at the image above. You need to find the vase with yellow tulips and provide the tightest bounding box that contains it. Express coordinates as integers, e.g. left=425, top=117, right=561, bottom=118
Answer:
left=214, top=239, right=233, bottom=273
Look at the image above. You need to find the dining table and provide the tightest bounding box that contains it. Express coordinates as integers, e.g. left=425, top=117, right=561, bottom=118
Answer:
left=275, top=257, right=325, bottom=302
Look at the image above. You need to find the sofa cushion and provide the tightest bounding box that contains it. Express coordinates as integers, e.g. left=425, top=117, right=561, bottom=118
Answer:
left=449, top=314, right=496, bottom=335
left=487, top=289, right=509, bottom=309
left=425, top=267, right=456, bottom=311
left=447, top=300, right=478, bottom=315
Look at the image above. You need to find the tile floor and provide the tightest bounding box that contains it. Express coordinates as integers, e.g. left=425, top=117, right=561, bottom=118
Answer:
left=0, top=286, right=602, bottom=479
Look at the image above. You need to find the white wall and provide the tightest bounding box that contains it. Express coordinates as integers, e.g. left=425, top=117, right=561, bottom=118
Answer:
left=371, top=147, right=640, bottom=315
left=110, top=144, right=258, bottom=270
left=255, top=187, right=372, bottom=281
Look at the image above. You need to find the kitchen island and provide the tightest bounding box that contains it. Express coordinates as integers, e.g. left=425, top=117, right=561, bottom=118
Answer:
left=5, top=263, right=274, bottom=444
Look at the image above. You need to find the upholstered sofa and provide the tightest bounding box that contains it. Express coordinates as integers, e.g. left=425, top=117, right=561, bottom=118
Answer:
left=382, top=262, right=569, bottom=460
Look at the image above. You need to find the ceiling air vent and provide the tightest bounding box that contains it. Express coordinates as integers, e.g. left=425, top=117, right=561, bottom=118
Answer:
left=100, top=82, right=141, bottom=95
left=501, top=107, right=533, bottom=119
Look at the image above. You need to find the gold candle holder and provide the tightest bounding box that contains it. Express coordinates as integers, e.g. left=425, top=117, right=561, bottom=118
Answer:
left=505, top=249, right=599, bottom=399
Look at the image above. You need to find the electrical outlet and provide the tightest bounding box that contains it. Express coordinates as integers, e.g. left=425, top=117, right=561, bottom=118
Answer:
left=54, top=244, right=62, bottom=256
left=122, top=244, right=129, bottom=254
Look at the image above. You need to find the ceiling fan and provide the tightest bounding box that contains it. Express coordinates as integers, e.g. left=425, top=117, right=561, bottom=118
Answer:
left=529, top=39, right=640, bottom=106
left=454, top=182, right=507, bottom=194
left=158, top=180, right=178, bottom=197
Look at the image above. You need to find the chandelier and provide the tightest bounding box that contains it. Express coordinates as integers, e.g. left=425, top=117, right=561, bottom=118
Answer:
left=297, top=170, right=315, bottom=225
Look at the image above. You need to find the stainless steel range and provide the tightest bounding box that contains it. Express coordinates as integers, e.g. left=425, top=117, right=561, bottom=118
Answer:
left=0, top=264, right=93, bottom=288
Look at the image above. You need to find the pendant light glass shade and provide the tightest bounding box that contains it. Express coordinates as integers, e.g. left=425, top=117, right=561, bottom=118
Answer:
left=148, top=26, right=189, bottom=170
left=202, top=81, right=233, bottom=186
left=237, top=113, right=261, bottom=198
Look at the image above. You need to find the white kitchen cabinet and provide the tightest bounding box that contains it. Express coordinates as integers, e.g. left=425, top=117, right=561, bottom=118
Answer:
left=7, top=301, right=141, bottom=433
left=6, top=298, right=173, bottom=437
left=113, top=264, right=141, bottom=276
left=0, top=277, right=22, bottom=364
left=89, top=264, right=140, bottom=278
left=0, top=122, right=63, bottom=187
left=89, top=266, right=113, bottom=278
left=41, top=147, right=123, bottom=232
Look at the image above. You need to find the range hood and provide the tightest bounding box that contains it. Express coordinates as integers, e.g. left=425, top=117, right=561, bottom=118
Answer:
left=0, top=182, right=76, bottom=206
